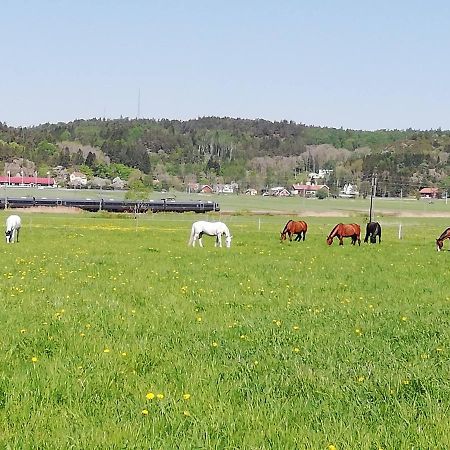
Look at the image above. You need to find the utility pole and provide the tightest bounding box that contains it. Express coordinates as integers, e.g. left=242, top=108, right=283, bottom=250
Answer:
left=369, top=172, right=377, bottom=223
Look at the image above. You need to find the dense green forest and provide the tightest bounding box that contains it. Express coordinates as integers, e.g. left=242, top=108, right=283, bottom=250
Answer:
left=1, top=117, right=450, bottom=196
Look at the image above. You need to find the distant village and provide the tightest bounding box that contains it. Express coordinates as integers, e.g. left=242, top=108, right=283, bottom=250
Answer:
left=0, top=165, right=444, bottom=200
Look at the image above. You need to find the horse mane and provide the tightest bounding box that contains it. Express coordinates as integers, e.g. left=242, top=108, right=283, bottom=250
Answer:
left=437, top=227, right=450, bottom=241
left=282, top=220, right=293, bottom=234
left=328, top=223, right=342, bottom=238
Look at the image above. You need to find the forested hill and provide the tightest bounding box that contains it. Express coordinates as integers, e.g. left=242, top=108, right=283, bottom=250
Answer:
left=1, top=117, right=450, bottom=196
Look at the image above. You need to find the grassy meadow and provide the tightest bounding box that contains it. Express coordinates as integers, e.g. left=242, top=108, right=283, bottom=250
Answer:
left=0, top=210, right=449, bottom=449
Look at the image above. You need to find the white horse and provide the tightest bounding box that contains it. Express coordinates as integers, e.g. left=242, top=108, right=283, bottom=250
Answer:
left=5, top=215, right=21, bottom=243
left=188, top=221, right=232, bottom=248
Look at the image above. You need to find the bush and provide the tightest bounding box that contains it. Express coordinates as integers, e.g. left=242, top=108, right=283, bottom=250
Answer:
left=316, top=188, right=329, bottom=199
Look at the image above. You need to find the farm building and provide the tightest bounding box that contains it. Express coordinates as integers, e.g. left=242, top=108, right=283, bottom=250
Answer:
left=199, top=185, right=214, bottom=194
left=0, top=174, right=56, bottom=187
left=292, top=184, right=329, bottom=197
left=269, top=187, right=291, bottom=196
left=419, top=187, right=440, bottom=199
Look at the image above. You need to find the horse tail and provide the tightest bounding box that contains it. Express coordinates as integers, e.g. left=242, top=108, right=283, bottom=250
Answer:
left=188, top=223, right=195, bottom=246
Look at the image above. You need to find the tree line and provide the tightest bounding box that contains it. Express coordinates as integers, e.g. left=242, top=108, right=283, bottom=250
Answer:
left=0, top=117, right=449, bottom=195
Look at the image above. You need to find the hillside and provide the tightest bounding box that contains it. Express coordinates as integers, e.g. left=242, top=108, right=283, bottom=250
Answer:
left=0, top=117, right=449, bottom=196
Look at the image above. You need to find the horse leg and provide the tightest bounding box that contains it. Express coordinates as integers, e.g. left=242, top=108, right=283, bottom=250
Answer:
left=217, top=234, right=222, bottom=248
left=295, top=233, right=300, bottom=241
left=302, top=231, right=306, bottom=241
left=339, top=236, right=344, bottom=245
left=16, top=229, right=19, bottom=243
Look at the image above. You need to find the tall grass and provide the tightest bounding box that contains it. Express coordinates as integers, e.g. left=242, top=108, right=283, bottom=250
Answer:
left=0, top=212, right=449, bottom=449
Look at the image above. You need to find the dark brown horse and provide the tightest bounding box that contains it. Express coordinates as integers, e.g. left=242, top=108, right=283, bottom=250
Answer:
left=364, top=222, right=382, bottom=244
left=436, top=227, right=450, bottom=251
left=280, top=220, right=308, bottom=242
left=327, top=223, right=361, bottom=246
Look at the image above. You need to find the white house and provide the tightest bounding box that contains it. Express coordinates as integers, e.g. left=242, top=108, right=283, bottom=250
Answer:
left=269, top=186, right=291, bottom=197
left=69, top=172, right=88, bottom=186
left=308, top=169, right=333, bottom=182
left=339, top=183, right=359, bottom=198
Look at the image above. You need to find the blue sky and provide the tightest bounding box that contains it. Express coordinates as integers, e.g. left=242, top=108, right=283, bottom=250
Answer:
left=1, top=0, right=450, bottom=130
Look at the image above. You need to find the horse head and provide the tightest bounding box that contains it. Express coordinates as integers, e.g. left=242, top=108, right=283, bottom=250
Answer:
left=280, top=231, right=287, bottom=241
left=436, top=239, right=443, bottom=251
left=326, top=236, right=333, bottom=245
left=225, top=235, right=233, bottom=248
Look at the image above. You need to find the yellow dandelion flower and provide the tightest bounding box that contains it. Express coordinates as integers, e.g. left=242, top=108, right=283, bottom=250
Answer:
left=212, top=342, right=218, bottom=347
left=197, top=317, right=202, bottom=322
left=183, top=393, right=191, bottom=400
left=293, top=326, right=299, bottom=330
left=293, top=348, right=300, bottom=353
left=183, top=410, right=191, bottom=416
left=31, top=356, right=38, bottom=363
left=121, top=352, right=127, bottom=356
left=146, top=392, right=155, bottom=400
left=328, top=445, right=337, bottom=450
left=156, top=393, right=164, bottom=400
left=401, top=316, right=407, bottom=321
left=141, top=409, right=149, bottom=415
left=103, top=348, right=110, bottom=353
left=357, top=376, right=365, bottom=382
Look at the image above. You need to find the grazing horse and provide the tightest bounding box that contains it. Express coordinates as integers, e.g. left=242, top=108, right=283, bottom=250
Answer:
left=364, top=222, right=382, bottom=244
left=436, top=227, right=450, bottom=251
left=188, top=221, right=232, bottom=248
left=327, top=223, right=361, bottom=246
left=280, top=220, right=308, bottom=242
left=5, top=215, right=21, bottom=243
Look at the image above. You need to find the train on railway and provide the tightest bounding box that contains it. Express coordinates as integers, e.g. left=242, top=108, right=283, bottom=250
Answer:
left=0, top=197, right=220, bottom=213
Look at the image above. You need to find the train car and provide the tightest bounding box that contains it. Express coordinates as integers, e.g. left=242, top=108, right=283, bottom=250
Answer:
left=0, top=197, right=220, bottom=213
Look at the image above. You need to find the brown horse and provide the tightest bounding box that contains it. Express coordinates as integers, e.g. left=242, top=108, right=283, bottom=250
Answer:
left=280, top=220, right=308, bottom=242
left=327, top=223, right=361, bottom=246
left=436, top=227, right=450, bottom=251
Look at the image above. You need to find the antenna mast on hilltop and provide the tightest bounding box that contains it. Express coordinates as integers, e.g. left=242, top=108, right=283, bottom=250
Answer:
left=137, top=88, right=141, bottom=119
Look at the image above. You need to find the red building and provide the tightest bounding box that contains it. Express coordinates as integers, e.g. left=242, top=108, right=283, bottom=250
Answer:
left=0, top=175, right=56, bottom=187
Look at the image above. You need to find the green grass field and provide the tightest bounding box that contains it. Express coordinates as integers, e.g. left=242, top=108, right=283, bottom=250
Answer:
left=0, top=211, right=449, bottom=449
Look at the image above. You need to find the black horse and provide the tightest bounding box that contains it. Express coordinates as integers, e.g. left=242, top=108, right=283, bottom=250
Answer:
left=364, top=222, right=381, bottom=244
